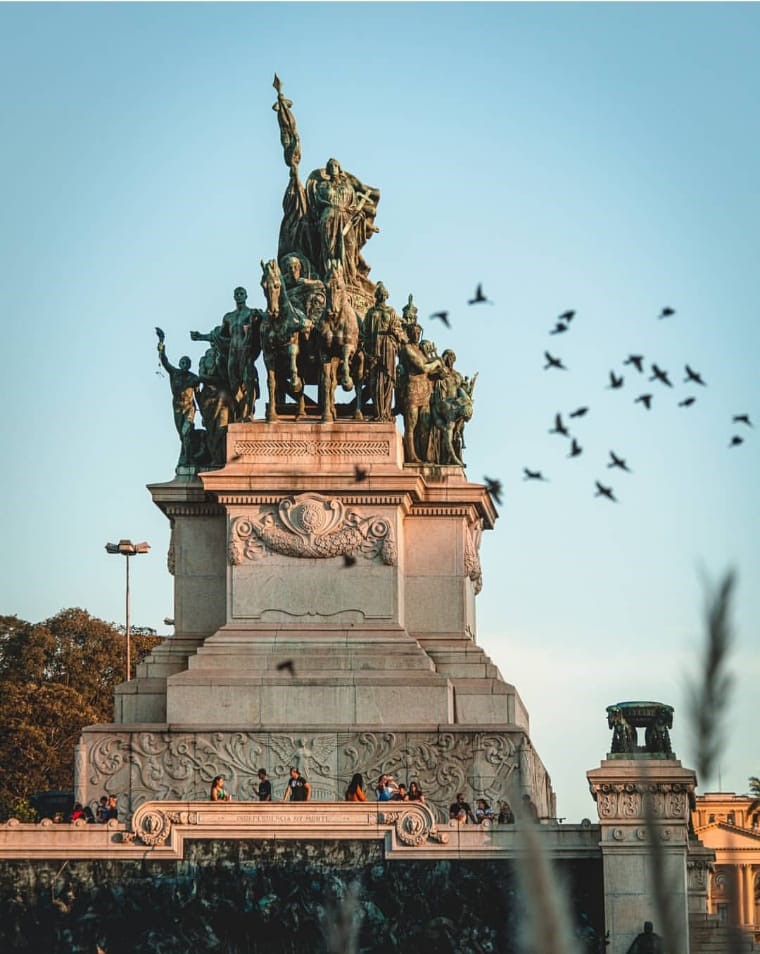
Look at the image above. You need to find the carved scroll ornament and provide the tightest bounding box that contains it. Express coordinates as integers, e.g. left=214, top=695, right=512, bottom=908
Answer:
left=229, top=493, right=396, bottom=565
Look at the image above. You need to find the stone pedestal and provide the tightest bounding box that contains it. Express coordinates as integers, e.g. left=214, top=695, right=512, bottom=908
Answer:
left=587, top=756, right=697, bottom=954
left=80, top=421, right=554, bottom=823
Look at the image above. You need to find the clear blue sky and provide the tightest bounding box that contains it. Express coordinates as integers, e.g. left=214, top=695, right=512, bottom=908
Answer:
left=0, top=3, right=757, bottom=822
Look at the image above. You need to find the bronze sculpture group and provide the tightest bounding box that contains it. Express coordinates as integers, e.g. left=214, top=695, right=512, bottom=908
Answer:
left=157, top=77, right=476, bottom=472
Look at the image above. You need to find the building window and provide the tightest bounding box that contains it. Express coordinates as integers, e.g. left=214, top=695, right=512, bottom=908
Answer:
left=727, top=812, right=735, bottom=825
left=709, top=814, right=715, bottom=823
left=717, top=903, right=729, bottom=924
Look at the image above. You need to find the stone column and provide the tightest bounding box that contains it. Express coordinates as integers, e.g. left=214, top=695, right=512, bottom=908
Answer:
left=687, top=844, right=714, bottom=916
left=742, top=864, right=755, bottom=927
left=587, top=757, right=697, bottom=954
left=74, top=741, right=88, bottom=807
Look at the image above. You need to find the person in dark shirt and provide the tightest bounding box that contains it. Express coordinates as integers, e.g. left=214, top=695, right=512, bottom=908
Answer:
left=283, top=767, right=311, bottom=802
left=449, top=792, right=475, bottom=823
left=257, top=768, right=272, bottom=801
left=626, top=922, right=664, bottom=954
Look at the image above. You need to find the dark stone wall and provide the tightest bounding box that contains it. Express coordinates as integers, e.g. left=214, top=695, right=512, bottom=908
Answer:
left=0, top=841, right=604, bottom=953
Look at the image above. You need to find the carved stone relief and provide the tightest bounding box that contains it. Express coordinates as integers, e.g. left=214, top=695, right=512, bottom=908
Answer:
left=464, top=519, right=483, bottom=594
left=229, top=493, right=396, bottom=565
left=589, top=782, right=693, bottom=822
left=81, top=728, right=530, bottom=825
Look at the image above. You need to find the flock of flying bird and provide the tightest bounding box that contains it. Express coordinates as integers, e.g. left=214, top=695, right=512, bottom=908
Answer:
left=428, top=291, right=752, bottom=507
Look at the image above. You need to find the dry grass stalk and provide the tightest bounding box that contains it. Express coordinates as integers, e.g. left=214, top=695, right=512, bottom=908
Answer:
left=686, top=570, right=736, bottom=784
left=684, top=569, right=745, bottom=954
left=640, top=772, right=683, bottom=954
left=508, top=781, right=583, bottom=954
left=323, top=879, right=362, bottom=954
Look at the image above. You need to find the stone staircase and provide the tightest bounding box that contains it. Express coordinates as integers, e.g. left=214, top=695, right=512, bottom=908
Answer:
left=690, top=913, right=757, bottom=953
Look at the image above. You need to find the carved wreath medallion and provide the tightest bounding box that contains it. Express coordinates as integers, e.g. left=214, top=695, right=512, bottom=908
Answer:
left=229, top=493, right=397, bottom=565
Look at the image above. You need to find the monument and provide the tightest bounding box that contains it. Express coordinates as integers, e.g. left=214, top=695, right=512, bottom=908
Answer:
left=76, top=76, right=555, bottom=824
left=0, top=78, right=717, bottom=954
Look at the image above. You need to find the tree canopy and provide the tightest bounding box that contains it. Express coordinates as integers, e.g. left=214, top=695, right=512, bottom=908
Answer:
left=0, top=609, right=160, bottom=818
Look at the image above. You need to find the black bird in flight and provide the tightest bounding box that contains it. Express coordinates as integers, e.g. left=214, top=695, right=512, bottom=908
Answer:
left=549, top=322, right=569, bottom=335
left=607, top=451, right=632, bottom=472
left=684, top=364, right=706, bottom=386
left=733, top=414, right=753, bottom=427
left=567, top=438, right=583, bottom=458
left=343, top=553, right=357, bottom=567
left=607, top=371, right=624, bottom=389
left=558, top=310, right=576, bottom=322
left=595, top=481, right=618, bottom=502
left=549, top=413, right=569, bottom=437
left=623, top=355, right=645, bottom=373
left=276, top=660, right=295, bottom=676
left=468, top=284, right=493, bottom=305
left=544, top=351, right=567, bottom=371
left=679, top=397, right=696, bottom=407
left=658, top=307, right=676, bottom=319
left=729, top=435, right=744, bottom=448
left=650, top=364, right=673, bottom=387
left=523, top=468, right=548, bottom=481
left=484, top=476, right=503, bottom=505
left=354, top=464, right=369, bottom=482
left=635, top=394, right=653, bottom=410
left=430, top=311, right=451, bottom=328
left=569, top=406, right=589, bottom=418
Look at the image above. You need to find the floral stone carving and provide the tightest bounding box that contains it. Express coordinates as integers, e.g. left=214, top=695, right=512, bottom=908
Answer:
left=229, top=493, right=396, bottom=564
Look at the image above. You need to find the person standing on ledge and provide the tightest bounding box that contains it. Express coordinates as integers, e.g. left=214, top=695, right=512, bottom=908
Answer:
left=257, top=768, right=272, bottom=802
left=283, top=766, right=311, bottom=802
left=210, top=776, right=231, bottom=801
left=345, top=773, right=367, bottom=802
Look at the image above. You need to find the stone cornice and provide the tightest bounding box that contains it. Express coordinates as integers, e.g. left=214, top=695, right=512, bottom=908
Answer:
left=0, top=805, right=602, bottom=862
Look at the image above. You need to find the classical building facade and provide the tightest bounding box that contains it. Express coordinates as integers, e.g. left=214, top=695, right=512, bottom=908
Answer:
left=693, top=792, right=760, bottom=941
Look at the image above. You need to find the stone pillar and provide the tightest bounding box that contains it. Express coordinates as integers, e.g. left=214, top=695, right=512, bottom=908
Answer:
left=741, top=863, right=755, bottom=927
left=74, top=741, right=88, bottom=807
left=587, top=757, right=697, bottom=954
left=687, top=844, right=714, bottom=916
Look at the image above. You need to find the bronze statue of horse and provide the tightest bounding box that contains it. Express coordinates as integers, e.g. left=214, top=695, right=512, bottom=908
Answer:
left=259, top=259, right=318, bottom=421
left=316, top=261, right=365, bottom=423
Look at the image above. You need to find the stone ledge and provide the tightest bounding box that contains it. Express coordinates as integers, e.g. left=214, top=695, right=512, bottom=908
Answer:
left=0, top=804, right=601, bottom=863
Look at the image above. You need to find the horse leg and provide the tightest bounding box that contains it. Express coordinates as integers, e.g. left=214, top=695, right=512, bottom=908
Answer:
left=352, top=355, right=364, bottom=420
left=340, top=344, right=354, bottom=392
left=289, top=341, right=302, bottom=394
left=266, top=365, right=278, bottom=423
left=319, top=360, right=334, bottom=423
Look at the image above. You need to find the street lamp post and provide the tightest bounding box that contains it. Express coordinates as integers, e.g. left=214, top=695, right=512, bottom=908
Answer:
left=105, top=539, right=150, bottom=681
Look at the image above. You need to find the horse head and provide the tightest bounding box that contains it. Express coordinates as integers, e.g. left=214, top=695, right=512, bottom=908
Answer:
left=260, top=259, right=282, bottom=319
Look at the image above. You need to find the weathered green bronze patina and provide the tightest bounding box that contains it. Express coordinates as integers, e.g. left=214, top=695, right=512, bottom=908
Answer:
left=155, top=76, right=477, bottom=471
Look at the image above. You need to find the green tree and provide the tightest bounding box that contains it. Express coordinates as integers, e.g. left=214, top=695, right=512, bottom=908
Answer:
left=0, top=609, right=160, bottom=818
left=748, top=775, right=760, bottom=825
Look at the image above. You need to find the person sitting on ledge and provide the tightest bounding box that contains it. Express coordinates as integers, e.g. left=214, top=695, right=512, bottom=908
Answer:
left=408, top=781, right=425, bottom=803
left=210, top=776, right=231, bottom=801
left=257, top=768, right=272, bottom=802
left=449, top=792, right=475, bottom=824
left=475, top=798, right=494, bottom=824
left=391, top=784, right=410, bottom=801
left=497, top=801, right=514, bottom=824
left=374, top=773, right=398, bottom=801
left=283, top=767, right=311, bottom=802
left=345, top=773, right=367, bottom=801
left=104, top=795, right=119, bottom=820
left=96, top=795, right=110, bottom=823
left=70, top=803, right=86, bottom=822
